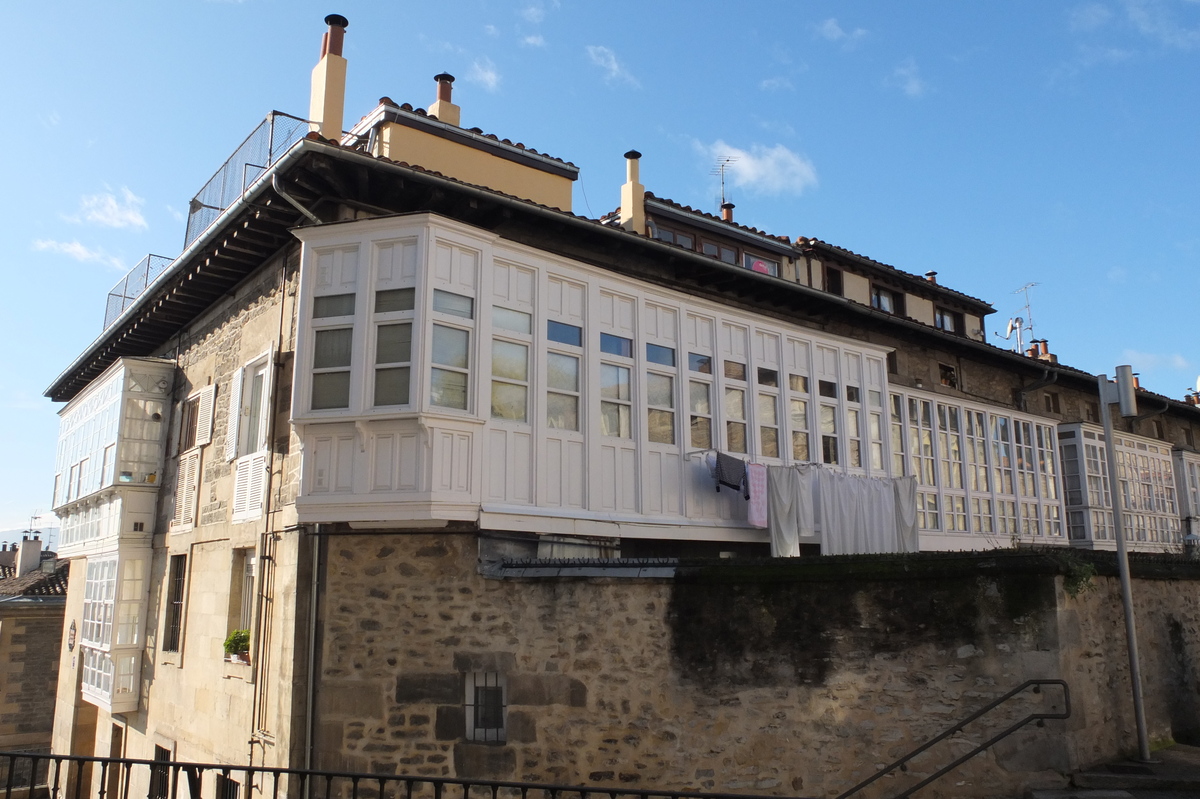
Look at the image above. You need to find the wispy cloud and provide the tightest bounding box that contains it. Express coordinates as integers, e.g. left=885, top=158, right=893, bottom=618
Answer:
left=696, top=140, right=817, bottom=196
left=67, top=187, right=147, bottom=229
left=484, top=24, right=499, bottom=36
left=521, top=4, right=545, bottom=23
left=886, top=58, right=927, bottom=97
left=816, top=18, right=867, bottom=46
left=1070, top=3, right=1113, bottom=31
left=586, top=45, right=639, bottom=87
left=32, top=239, right=125, bottom=270
left=522, top=34, right=546, bottom=47
left=760, top=76, right=794, bottom=92
left=166, top=204, right=185, bottom=223
left=1123, top=0, right=1200, bottom=49
left=468, top=57, right=501, bottom=92
left=1121, top=348, right=1191, bottom=373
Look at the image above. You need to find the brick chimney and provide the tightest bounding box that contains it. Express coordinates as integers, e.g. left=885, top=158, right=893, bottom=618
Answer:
left=925, top=271, right=938, bottom=283
left=721, top=202, right=735, bottom=223
left=429, top=73, right=461, bottom=127
left=619, top=150, right=646, bottom=234
left=309, top=14, right=349, bottom=140
left=16, top=534, right=41, bottom=578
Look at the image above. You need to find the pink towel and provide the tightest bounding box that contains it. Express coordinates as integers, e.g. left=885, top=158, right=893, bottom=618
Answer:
left=747, top=463, right=768, bottom=528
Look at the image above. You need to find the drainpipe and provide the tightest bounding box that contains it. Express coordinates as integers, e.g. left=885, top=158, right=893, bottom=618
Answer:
left=305, top=526, right=323, bottom=781
left=1015, top=367, right=1057, bottom=413
left=272, top=174, right=322, bottom=225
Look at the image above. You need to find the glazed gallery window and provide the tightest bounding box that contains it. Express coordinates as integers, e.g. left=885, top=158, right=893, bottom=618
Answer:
left=547, top=321, right=582, bottom=431
left=430, top=290, right=475, bottom=410
left=373, top=287, right=415, bottom=407
left=311, top=292, right=355, bottom=410
left=491, top=306, right=532, bottom=422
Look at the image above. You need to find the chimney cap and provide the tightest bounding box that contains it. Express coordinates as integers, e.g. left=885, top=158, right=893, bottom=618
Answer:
left=434, top=73, right=455, bottom=84
left=721, top=202, right=735, bottom=210
left=624, top=150, right=642, bottom=160
left=325, top=14, right=349, bottom=28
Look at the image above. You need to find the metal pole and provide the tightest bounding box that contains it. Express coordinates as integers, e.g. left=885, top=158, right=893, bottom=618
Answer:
left=1097, top=373, right=1152, bottom=762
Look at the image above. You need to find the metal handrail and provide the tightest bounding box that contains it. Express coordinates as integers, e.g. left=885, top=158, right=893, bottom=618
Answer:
left=835, top=678, right=1070, bottom=799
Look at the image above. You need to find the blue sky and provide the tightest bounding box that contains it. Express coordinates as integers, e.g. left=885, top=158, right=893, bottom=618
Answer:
left=2, top=0, right=1198, bottom=535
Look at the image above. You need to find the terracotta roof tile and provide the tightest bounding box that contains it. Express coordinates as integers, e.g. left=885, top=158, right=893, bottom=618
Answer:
left=645, top=192, right=792, bottom=244
left=0, top=560, right=69, bottom=597
left=376, top=104, right=576, bottom=167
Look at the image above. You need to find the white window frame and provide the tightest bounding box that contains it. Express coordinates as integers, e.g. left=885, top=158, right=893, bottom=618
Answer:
left=227, top=351, right=274, bottom=523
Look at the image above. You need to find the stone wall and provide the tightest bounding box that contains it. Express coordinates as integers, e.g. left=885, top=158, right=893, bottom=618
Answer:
left=0, top=601, right=64, bottom=752
left=310, top=537, right=1200, bottom=799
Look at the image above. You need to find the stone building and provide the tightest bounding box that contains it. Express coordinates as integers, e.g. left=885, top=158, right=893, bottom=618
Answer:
left=0, top=536, right=68, bottom=759
left=41, top=13, right=1200, bottom=799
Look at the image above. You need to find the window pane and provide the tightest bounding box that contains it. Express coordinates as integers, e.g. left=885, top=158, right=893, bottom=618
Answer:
left=648, top=409, right=675, bottom=445
left=676, top=233, right=693, bottom=249
left=431, top=369, right=468, bottom=409
left=374, top=288, right=415, bottom=313
left=690, top=416, right=712, bottom=449
left=647, top=344, right=676, bottom=367
left=724, top=361, right=747, bottom=381
left=689, top=381, right=710, bottom=414
left=493, top=306, right=531, bottom=334
left=792, top=430, right=810, bottom=461
left=314, top=328, right=353, bottom=368
left=547, top=353, right=579, bottom=392
left=547, top=393, right=579, bottom=430
left=647, top=374, right=674, bottom=408
left=491, top=383, right=527, bottom=422
left=374, top=367, right=411, bottom=406
left=376, top=324, right=412, bottom=364
left=492, top=340, right=528, bottom=381
left=314, top=294, right=355, bottom=318
left=821, top=405, right=837, bottom=434
left=757, top=368, right=778, bottom=387
left=790, top=398, right=808, bottom=427
left=789, top=374, right=809, bottom=393
left=547, top=321, right=582, bottom=347
left=312, top=372, right=350, bottom=410
left=689, top=353, right=712, bottom=374
left=819, top=380, right=838, bottom=398
left=432, top=325, right=469, bottom=368
left=757, top=394, right=777, bottom=426
left=761, top=427, right=779, bottom=457
left=600, top=333, right=633, bottom=358
left=725, top=388, right=746, bottom=421
left=601, top=402, right=632, bottom=438
left=727, top=422, right=747, bottom=453
left=743, top=254, right=779, bottom=276
left=600, top=364, right=631, bottom=401
left=433, top=290, right=474, bottom=319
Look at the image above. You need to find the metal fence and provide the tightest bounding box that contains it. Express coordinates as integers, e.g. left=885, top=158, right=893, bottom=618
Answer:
left=103, top=254, right=174, bottom=330
left=183, top=111, right=311, bottom=250
left=0, top=752, right=818, bottom=799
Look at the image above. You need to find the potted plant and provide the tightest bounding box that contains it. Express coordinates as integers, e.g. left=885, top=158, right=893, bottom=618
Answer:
left=224, top=629, right=251, bottom=664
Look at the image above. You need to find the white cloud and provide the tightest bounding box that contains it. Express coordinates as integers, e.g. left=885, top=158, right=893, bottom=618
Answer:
left=484, top=24, right=499, bottom=36
left=166, top=204, right=185, bottom=222
left=586, top=45, right=639, bottom=87
left=760, top=76, right=794, bottom=92
left=67, top=187, right=147, bottom=229
left=696, top=140, right=818, bottom=196
left=816, top=18, right=867, bottom=45
left=1121, top=349, right=1191, bottom=373
left=521, top=4, right=545, bottom=23
left=1070, top=3, right=1113, bottom=31
left=887, top=58, right=927, bottom=97
left=1123, top=0, right=1200, bottom=48
left=468, top=57, right=501, bottom=92
left=32, top=239, right=125, bottom=270
left=522, top=34, right=546, bottom=47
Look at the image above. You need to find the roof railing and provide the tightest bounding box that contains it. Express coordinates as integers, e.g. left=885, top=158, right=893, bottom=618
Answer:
left=103, top=254, right=174, bottom=330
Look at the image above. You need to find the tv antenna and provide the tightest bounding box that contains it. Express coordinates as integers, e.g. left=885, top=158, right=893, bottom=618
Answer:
left=1013, top=282, right=1039, bottom=341
left=711, top=156, right=738, bottom=208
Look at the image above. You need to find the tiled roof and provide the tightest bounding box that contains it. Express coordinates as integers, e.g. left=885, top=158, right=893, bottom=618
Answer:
left=376, top=98, right=579, bottom=169
left=645, top=192, right=793, bottom=245
left=0, top=560, right=69, bottom=597
left=798, top=237, right=995, bottom=311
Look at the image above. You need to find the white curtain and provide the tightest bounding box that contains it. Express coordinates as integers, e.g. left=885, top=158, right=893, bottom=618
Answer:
left=766, top=465, right=919, bottom=556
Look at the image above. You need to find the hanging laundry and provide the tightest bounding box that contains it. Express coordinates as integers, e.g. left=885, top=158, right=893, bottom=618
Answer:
left=746, top=463, right=768, bottom=528
left=714, top=452, right=749, bottom=499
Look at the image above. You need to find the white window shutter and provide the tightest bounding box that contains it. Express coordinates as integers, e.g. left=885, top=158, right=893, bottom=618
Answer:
left=225, top=368, right=243, bottom=463
left=173, top=451, right=199, bottom=527
left=232, top=458, right=251, bottom=517
left=195, top=385, right=216, bottom=447
left=231, top=453, right=268, bottom=521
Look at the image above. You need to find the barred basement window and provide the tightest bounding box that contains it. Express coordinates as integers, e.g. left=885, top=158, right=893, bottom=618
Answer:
left=465, top=672, right=506, bottom=743
left=163, top=555, right=187, bottom=653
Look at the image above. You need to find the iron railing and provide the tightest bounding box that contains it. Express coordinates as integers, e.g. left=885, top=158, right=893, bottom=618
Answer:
left=103, top=254, right=174, bottom=330
left=834, top=678, right=1071, bottom=799
left=0, top=752, right=821, bottom=799
left=183, top=111, right=311, bottom=250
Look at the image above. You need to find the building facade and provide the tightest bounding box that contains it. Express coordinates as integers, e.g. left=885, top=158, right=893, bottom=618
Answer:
left=41, top=14, right=1200, bottom=797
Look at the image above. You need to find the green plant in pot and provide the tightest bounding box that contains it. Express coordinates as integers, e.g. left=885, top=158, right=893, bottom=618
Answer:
left=224, top=629, right=250, bottom=661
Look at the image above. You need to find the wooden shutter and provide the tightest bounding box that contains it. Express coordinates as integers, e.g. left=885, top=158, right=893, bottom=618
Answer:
left=225, top=368, right=243, bottom=463
left=194, top=385, right=216, bottom=447
left=172, top=451, right=200, bottom=527
left=232, top=453, right=269, bottom=521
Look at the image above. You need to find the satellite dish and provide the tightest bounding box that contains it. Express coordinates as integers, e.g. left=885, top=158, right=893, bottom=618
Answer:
left=1195, top=375, right=1200, bottom=394
left=1005, top=319, right=1015, bottom=338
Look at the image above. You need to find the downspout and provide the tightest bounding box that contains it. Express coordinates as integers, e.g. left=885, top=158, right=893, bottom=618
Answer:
left=305, top=526, right=323, bottom=780
left=272, top=174, right=323, bottom=225
left=1015, top=368, right=1057, bottom=413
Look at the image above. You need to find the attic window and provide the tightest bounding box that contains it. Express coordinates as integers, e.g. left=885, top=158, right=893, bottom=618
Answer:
left=702, top=240, right=737, bottom=264
left=871, top=286, right=905, bottom=316
left=935, top=307, right=964, bottom=335
left=1043, top=392, right=1061, bottom=414
left=825, top=268, right=844, bottom=296
left=743, top=253, right=779, bottom=276
left=655, top=226, right=694, bottom=250
left=938, top=364, right=958, bottom=389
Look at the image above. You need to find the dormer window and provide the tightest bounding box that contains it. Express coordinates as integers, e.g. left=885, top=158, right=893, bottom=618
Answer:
left=935, top=307, right=964, bottom=335
left=654, top=226, right=694, bottom=250
left=701, top=240, right=737, bottom=264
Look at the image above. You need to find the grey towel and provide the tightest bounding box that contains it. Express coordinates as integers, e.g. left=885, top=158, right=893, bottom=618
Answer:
left=715, top=452, right=749, bottom=499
